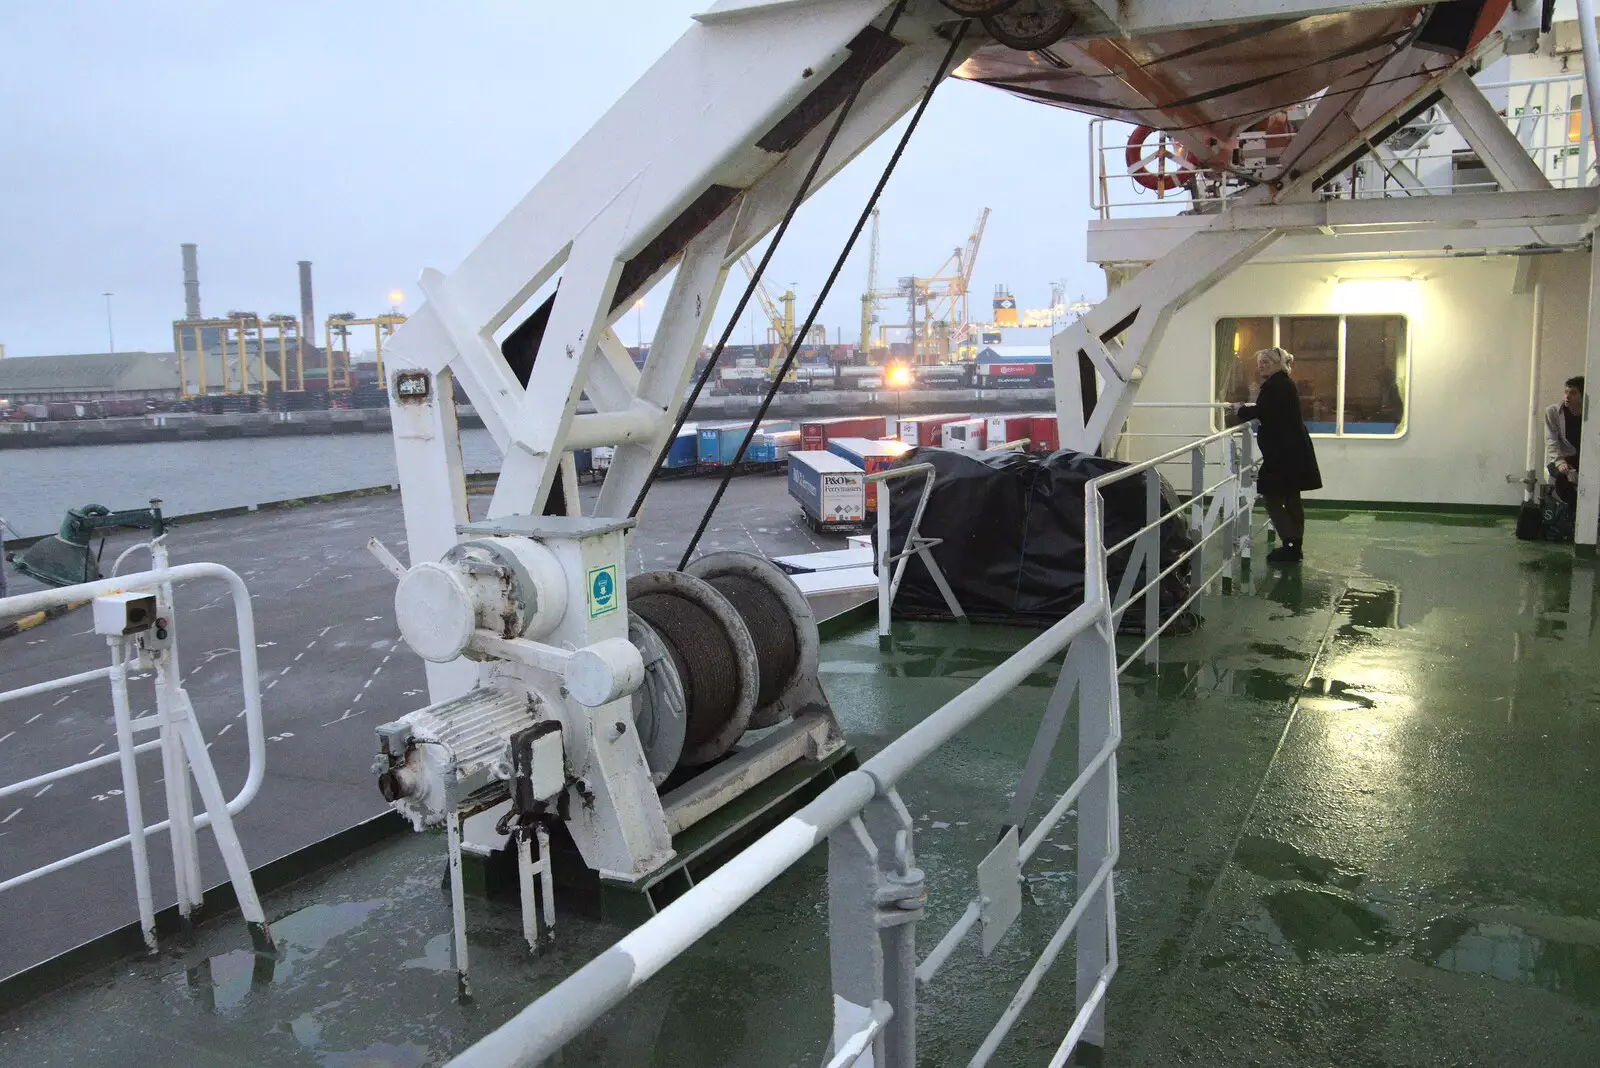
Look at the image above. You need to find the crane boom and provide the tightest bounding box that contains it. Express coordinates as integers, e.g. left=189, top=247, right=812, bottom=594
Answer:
left=859, top=208, right=881, bottom=358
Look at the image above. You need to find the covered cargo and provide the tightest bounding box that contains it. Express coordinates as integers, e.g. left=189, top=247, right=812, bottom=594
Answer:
left=879, top=448, right=1192, bottom=628
left=940, top=419, right=987, bottom=451
left=827, top=436, right=913, bottom=511
left=800, top=415, right=887, bottom=452
left=787, top=451, right=866, bottom=529
left=898, top=414, right=967, bottom=448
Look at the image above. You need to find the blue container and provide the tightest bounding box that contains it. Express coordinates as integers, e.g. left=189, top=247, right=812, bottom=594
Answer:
left=661, top=424, right=699, bottom=469
left=747, top=441, right=777, bottom=464
left=697, top=422, right=746, bottom=466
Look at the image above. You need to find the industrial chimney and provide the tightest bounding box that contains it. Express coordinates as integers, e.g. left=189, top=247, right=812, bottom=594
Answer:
left=181, top=243, right=201, bottom=320
left=298, top=260, right=315, bottom=357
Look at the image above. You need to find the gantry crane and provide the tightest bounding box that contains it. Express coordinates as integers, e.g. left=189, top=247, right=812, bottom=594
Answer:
left=739, top=254, right=824, bottom=383
left=902, top=207, right=989, bottom=363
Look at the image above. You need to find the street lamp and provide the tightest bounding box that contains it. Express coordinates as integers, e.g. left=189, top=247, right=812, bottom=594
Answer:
left=634, top=298, right=645, bottom=354
left=102, top=292, right=115, bottom=353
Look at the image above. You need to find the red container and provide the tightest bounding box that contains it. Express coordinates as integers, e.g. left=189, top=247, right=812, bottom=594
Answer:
left=800, top=415, right=887, bottom=452
left=1028, top=415, right=1060, bottom=453
left=984, top=415, right=1034, bottom=447
left=897, top=414, right=968, bottom=448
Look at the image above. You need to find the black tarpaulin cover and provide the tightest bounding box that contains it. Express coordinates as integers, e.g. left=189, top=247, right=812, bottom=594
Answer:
left=877, top=448, right=1193, bottom=628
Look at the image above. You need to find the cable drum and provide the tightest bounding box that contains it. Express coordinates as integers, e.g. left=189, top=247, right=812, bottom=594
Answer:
left=704, top=574, right=797, bottom=711
left=686, top=551, right=825, bottom=729
left=626, top=570, right=757, bottom=767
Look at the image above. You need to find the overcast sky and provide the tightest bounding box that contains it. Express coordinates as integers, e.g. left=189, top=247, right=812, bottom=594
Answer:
left=0, top=1, right=1104, bottom=358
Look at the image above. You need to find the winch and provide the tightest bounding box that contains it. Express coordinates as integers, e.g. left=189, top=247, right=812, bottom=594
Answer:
left=368, top=515, right=843, bottom=995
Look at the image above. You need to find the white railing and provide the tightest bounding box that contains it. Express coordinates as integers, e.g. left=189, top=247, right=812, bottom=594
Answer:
left=444, top=422, right=1261, bottom=1068
left=1089, top=73, right=1594, bottom=219
left=0, top=551, right=274, bottom=953
left=871, top=462, right=964, bottom=638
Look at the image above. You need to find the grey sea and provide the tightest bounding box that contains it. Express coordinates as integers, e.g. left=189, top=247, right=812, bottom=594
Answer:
left=2, top=429, right=503, bottom=537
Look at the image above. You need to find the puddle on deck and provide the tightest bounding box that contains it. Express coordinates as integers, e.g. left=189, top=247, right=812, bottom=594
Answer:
left=1415, top=911, right=1600, bottom=1007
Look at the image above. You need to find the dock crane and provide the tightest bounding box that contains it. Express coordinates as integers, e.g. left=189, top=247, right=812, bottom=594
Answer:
left=738, top=254, right=824, bottom=390
left=903, top=207, right=989, bottom=363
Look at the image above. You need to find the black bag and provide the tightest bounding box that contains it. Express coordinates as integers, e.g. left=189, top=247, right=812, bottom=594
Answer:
left=876, top=447, right=1194, bottom=629
left=1515, top=499, right=1543, bottom=541
left=1542, top=492, right=1575, bottom=543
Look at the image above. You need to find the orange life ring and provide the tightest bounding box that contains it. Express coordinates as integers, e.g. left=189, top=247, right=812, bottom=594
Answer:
left=1124, top=125, right=1197, bottom=193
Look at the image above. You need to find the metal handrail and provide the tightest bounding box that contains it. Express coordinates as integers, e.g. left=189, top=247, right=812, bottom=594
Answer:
left=0, top=561, right=271, bottom=951
left=448, top=422, right=1261, bottom=1068
left=868, top=462, right=964, bottom=638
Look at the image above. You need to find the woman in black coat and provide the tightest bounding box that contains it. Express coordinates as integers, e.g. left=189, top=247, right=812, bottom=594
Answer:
left=1231, top=346, right=1322, bottom=563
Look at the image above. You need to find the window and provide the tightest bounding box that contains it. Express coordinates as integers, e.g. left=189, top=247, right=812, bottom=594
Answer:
left=1213, top=314, right=1408, bottom=437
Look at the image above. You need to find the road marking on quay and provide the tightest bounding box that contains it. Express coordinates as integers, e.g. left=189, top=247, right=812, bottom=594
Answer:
left=0, top=731, right=14, bottom=746
left=24, top=714, right=41, bottom=725
left=88, top=743, right=105, bottom=756
left=2, top=809, right=21, bottom=824
left=33, top=784, right=51, bottom=798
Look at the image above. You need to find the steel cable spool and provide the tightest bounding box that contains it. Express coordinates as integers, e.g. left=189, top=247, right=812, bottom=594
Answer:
left=686, top=551, right=824, bottom=729
left=705, top=574, right=796, bottom=710
left=627, top=570, right=757, bottom=767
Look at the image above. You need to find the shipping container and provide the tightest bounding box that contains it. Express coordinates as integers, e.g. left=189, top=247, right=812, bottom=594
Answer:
left=827, top=436, right=913, bottom=511
left=750, top=428, right=801, bottom=465
left=985, top=414, right=1036, bottom=448
left=897, top=414, right=967, bottom=447
left=799, top=415, right=888, bottom=452
left=941, top=418, right=987, bottom=451
left=787, top=451, right=867, bottom=529
left=661, top=423, right=699, bottom=470
left=697, top=421, right=750, bottom=466
left=1028, top=415, right=1061, bottom=453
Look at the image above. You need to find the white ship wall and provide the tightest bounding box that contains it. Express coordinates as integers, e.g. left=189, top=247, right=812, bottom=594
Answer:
left=1121, top=252, right=1591, bottom=508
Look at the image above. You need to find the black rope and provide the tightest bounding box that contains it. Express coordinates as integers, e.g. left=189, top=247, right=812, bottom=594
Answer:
left=628, top=2, right=908, bottom=520
left=677, top=19, right=972, bottom=571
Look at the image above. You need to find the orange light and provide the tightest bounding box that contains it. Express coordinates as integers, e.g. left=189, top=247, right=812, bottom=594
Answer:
left=387, top=289, right=404, bottom=306
left=886, top=364, right=913, bottom=389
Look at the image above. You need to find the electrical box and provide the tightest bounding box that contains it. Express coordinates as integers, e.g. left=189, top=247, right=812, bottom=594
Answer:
left=93, top=592, right=157, bottom=636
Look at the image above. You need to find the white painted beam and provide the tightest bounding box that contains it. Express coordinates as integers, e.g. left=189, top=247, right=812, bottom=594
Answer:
left=595, top=210, right=738, bottom=517
left=1577, top=247, right=1600, bottom=547
left=1105, top=0, right=1423, bottom=36
left=1437, top=70, right=1553, bottom=193
left=1206, top=188, right=1598, bottom=233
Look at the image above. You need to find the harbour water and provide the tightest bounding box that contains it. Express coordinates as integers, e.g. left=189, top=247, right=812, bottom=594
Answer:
left=2, top=430, right=503, bottom=538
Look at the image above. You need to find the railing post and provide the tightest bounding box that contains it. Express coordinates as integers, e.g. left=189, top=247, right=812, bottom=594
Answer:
left=1075, top=617, right=1119, bottom=1053
left=1142, top=471, right=1161, bottom=666
left=828, top=789, right=922, bottom=1068
left=1238, top=425, right=1257, bottom=564
left=878, top=473, right=892, bottom=642
left=107, top=637, right=157, bottom=952
left=1189, top=443, right=1205, bottom=543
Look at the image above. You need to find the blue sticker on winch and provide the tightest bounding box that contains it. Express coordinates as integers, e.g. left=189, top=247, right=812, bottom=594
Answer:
left=587, top=564, right=618, bottom=620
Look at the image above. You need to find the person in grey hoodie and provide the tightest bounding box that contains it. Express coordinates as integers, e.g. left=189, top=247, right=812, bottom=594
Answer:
left=1545, top=375, right=1584, bottom=506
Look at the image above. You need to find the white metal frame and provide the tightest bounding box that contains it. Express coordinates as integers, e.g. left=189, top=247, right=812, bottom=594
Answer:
left=443, top=421, right=1262, bottom=1068
left=0, top=556, right=272, bottom=952
left=869, top=461, right=964, bottom=638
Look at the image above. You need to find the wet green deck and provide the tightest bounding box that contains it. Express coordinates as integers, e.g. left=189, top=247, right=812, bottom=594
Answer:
left=1, top=513, right=1596, bottom=1065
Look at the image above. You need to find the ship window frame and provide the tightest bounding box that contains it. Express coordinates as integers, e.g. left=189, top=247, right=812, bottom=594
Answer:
left=1210, top=313, right=1411, bottom=440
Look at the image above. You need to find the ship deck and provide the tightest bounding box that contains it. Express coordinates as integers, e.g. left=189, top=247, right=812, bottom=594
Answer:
left=3, top=510, right=1598, bottom=1066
